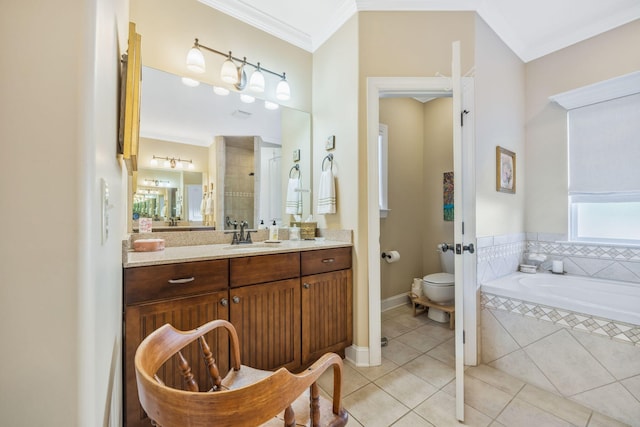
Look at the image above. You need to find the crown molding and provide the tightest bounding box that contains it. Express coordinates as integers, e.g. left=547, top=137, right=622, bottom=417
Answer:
left=198, top=0, right=314, bottom=51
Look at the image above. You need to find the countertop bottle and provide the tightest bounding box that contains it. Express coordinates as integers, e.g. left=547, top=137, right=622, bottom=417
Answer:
left=269, top=220, right=278, bottom=241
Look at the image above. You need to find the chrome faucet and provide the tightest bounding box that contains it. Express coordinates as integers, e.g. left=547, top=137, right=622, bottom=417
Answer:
left=228, top=220, right=253, bottom=245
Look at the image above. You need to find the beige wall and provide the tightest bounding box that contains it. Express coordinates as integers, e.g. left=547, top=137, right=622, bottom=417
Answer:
left=525, top=19, right=640, bottom=234
left=312, top=15, right=362, bottom=340
left=379, top=98, right=426, bottom=300
left=422, top=97, right=455, bottom=274
left=1, top=0, right=128, bottom=426
left=130, top=0, right=312, bottom=113
left=474, top=15, right=526, bottom=237
left=378, top=96, right=454, bottom=300
left=354, top=12, right=475, bottom=346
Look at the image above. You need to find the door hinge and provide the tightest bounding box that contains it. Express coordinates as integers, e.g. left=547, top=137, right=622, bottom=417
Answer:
left=462, top=221, right=465, bottom=235
left=463, top=330, right=466, bottom=344
left=461, top=109, right=469, bottom=126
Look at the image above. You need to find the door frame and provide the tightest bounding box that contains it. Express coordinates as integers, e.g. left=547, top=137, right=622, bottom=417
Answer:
left=365, top=77, right=477, bottom=364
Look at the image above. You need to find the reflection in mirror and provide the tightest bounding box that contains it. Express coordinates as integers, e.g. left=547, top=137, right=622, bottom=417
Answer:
left=133, top=66, right=311, bottom=231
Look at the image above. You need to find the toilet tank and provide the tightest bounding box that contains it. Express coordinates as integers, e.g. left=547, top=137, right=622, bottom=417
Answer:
left=438, top=244, right=455, bottom=273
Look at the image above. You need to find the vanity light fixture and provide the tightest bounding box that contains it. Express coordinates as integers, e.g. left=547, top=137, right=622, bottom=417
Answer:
left=186, top=38, right=291, bottom=100
left=150, top=155, right=195, bottom=170
left=143, top=179, right=170, bottom=187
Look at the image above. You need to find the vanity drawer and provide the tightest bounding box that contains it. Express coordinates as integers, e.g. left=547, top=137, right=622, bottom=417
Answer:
left=230, top=252, right=300, bottom=287
left=124, top=259, right=229, bottom=305
left=301, top=247, right=352, bottom=276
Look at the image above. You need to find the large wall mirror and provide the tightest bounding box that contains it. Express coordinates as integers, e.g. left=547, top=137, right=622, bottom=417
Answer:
left=133, top=66, right=311, bottom=231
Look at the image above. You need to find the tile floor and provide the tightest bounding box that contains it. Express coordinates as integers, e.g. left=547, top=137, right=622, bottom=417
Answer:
left=317, top=304, right=631, bottom=427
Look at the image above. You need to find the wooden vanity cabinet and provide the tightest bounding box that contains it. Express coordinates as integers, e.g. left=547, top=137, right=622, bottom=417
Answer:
left=300, top=247, right=353, bottom=365
left=229, top=252, right=301, bottom=371
left=123, top=259, right=229, bottom=427
left=123, top=247, right=352, bottom=426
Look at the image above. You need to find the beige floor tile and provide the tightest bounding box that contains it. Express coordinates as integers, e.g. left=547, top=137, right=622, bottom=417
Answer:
left=496, top=398, right=574, bottom=427
left=517, top=384, right=591, bottom=426
left=413, top=391, right=492, bottom=427
left=621, top=374, right=640, bottom=401
left=571, top=382, right=640, bottom=427
left=395, top=326, right=451, bottom=353
left=426, top=337, right=456, bottom=368
left=587, top=411, right=631, bottom=427
left=382, top=305, right=412, bottom=321
left=383, top=318, right=416, bottom=339
left=382, top=338, right=422, bottom=366
left=353, top=356, right=399, bottom=381
left=343, top=383, right=410, bottom=427
left=374, top=367, right=439, bottom=409
left=403, top=354, right=456, bottom=388
left=392, top=311, right=433, bottom=330
left=318, top=360, right=369, bottom=397
left=489, top=421, right=507, bottom=427
left=465, top=364, right=525, bottom=396
left=441, top=375, right=513, bottom=418
left=391, top=411, right=435, bottom=426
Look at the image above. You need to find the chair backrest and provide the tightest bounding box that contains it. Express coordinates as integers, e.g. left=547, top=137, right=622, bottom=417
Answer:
left=135, top=319, right=347, bottom=427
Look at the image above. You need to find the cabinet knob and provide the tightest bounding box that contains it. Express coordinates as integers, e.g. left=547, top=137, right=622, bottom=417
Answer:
left=220, top=298, right=228, bottom=307
left=232, top=296, right=240, bottom=304
left=303, top=283, right=310, bottom=289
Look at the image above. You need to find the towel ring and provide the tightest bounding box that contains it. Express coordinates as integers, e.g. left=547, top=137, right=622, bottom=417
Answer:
left=289, top=164, right=300, bottom=178
left=322, top=153, right=334, bottom=171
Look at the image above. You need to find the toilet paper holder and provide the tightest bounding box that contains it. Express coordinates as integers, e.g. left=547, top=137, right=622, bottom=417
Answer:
left=381, top=252, right=391, bottom=259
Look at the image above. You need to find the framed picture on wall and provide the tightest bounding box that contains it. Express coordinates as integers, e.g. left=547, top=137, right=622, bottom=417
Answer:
left=496, top=146, right=516, bottom=194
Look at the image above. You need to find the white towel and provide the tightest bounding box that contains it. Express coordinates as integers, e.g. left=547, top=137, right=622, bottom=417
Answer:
left=200, top=197, right=206, bottom=217
left=205, top=195, right=214, bottom=215
left=285, top=178, right=302, bottom=215
left=317, top=170, right=336, bottom=214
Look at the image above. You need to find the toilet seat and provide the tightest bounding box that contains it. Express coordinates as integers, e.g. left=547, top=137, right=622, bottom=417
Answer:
left=423, top=272, right=454, bottom=286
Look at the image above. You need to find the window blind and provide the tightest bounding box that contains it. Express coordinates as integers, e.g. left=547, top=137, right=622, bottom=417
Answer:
left=568, top=92, right=640, bottom=193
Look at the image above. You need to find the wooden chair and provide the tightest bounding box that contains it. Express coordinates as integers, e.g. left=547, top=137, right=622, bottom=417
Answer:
left=134, top=319, right=348, bottom=427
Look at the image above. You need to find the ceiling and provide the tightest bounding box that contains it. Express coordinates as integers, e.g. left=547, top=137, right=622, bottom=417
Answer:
left=199, top=0, right=640, bottom=62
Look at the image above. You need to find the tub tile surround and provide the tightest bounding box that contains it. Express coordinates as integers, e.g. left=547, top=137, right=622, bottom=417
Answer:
left=480, top=306, right=640, bottom=425
left=477, top=232, right=640, bottom=284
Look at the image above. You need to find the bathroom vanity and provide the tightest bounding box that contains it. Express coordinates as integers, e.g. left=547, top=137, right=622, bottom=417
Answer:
left=122, top=239, right=352, bottom=427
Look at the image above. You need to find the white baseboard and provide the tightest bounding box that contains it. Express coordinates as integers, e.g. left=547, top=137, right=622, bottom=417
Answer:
left=381, top=292, right=412, bottom=312
left=345, top=344, right=370, bottom=367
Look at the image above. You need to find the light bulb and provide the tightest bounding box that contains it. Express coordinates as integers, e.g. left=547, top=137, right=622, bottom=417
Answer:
left=240, top=94, right=255, bottom=103
left=213, top=86, right=230, bottom=96
left=150, top=157, right=158, bottom=167
left=163, top=159, right=171, bottom=168
left=188, top=162, right=195, bottom=170
left=276, top=73, right=290, bottom=101
left=186, top=43, right=205, bottom=73
left=221, top=53, right=238, bottom=84
left=249, top=65, right=265, bottom=93
left=264, top=101, right=279, bottom=110
left=176, top=161, right=183, bottom=169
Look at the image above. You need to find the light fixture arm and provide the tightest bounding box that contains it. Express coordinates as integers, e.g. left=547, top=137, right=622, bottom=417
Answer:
left=194, top=39, right=286, bottom=80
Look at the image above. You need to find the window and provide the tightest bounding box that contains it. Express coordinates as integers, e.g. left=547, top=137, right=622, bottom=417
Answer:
left=379, top=123, right=390, bottom=218
left=557, top=73, right=640, bottom=245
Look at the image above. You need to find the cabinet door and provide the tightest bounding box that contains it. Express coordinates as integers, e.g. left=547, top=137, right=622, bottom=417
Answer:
left=229, top=278, right=301, bottom=372
left=124, top=291, right=229, bottom=427
left=301, top=269, right=353, bottom=365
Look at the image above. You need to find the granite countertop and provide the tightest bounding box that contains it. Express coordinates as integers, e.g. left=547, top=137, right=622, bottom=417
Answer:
left=124, top=239, right=352, bottom=268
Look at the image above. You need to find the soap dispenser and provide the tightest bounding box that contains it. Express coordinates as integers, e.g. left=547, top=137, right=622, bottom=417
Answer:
left=269, top=220, right=279, bottom=241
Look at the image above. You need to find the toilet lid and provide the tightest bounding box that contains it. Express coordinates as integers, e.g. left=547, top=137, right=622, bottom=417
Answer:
left=423, top=272, right=454, bottom=286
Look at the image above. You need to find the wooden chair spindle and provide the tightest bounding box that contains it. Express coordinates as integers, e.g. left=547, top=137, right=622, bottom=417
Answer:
left=177, top=350, right=199, bottom=392
left=199, top=335, right=222, bottom=391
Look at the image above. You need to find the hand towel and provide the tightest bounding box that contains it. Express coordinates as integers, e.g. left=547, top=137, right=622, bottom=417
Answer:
left=317, top=169, right=336, bottom=214
left=205, top=195, right=214, bottom=215
left=285, top=178, right=302, bottom=214
left=200, top=196, right=206, bottom=217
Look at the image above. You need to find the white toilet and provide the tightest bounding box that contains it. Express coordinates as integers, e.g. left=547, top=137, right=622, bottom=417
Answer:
left=422, top=244, right=455, bottom=323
